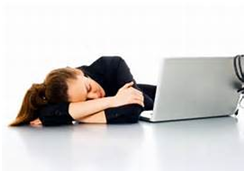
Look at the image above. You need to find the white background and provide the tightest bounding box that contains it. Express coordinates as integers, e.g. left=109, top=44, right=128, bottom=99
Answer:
left=0, top=0, right=244, bottom=171
left=1, top=0, right=245, bottom=124
left=1, top=0, right=244, bottom=126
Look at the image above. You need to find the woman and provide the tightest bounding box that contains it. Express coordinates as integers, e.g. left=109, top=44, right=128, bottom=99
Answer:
left=10, top=56, right=156, bottom=126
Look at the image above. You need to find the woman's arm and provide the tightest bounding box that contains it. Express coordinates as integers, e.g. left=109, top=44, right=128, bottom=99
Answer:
left=68, top=97, right=113, bottom=121
left=68, top=82, right=144, bottom=122
left=77, top=111, right=107, bottom=123
left=77, top=103, right=144, bottom=124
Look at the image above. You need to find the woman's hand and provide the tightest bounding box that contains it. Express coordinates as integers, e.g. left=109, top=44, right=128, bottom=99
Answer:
left=30, top=118, right=42, bottom=127
left=112, top=81, right=144, bottom=107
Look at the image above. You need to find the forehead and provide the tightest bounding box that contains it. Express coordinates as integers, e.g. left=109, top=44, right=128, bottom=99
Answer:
left=75, top=69, right=84, bottom=75
left=66, top=67, right=84, bottom=75
left=66, top=70, right=87, bottom=102
left=67, top=69, right=85, bottom=84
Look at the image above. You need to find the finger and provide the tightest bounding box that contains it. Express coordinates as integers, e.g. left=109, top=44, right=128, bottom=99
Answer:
left=138, top=95, right=144, bottom=104
left=121, top=81, right=134, bottom=89
left=131, top=88, right=144, bottom=98
left=30, top=119, right=42, bottom=126
left=133, top=91, right=144, bottom=100
left=134, top=98, right=145, bottom=107
left=129, top=87, right=142, bottom=94
left=132, top=94, right=144, bottom=104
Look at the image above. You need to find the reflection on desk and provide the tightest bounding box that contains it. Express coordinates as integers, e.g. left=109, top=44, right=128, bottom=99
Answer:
left=2, top=116, right=244, bottom=171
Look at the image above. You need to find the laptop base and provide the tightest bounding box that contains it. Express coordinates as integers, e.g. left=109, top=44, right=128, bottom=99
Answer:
left=139, top=114, right=231, bottom=123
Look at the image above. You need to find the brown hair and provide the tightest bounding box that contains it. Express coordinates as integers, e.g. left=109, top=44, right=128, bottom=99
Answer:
left=9, top=67, right=79, bottom=126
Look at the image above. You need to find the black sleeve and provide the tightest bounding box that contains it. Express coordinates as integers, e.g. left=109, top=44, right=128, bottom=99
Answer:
left=100, top=56, right=145, bottom=123
left=37, top=102, right=74, bottom=126
left=105, top=104, right=144, bottom=124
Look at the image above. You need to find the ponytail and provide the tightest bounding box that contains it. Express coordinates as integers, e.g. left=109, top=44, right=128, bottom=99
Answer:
left=9, top=67, right=78, bottom=126
left=9, top=83, right=48, bottom=126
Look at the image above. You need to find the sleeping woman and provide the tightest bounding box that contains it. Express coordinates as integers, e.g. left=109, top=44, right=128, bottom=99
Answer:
left=9, top=56, right=156, bottom=126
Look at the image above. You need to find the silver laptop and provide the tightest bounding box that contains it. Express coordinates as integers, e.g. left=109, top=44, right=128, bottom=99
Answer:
left=140, top=57, right=243, bottom=122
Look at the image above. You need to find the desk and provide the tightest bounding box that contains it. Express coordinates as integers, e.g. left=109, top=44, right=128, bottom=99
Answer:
left=2, top=116, right=244, bottom=171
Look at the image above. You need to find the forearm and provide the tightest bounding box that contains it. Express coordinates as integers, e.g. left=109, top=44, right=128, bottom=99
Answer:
left=77, top=111, right=106, bottom=124
left=79, top=104, right=143, bottom=124
left=68, top=97, right=114, bottom=120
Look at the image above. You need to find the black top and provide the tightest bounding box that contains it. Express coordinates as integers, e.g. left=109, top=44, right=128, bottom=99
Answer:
left=37, top=56, right=155, bottom=126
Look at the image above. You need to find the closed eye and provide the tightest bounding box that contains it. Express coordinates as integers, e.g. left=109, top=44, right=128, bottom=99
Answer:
left=87, top=84, right=91, bottom=92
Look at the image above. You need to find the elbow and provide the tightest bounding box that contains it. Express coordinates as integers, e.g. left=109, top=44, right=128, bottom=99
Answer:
left=105, top=104, right=144, bottom=124
left=125, top=104, right=143, bottom=123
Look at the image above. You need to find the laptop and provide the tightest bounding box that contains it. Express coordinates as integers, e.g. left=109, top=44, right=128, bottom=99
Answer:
left=140, top=57, right=243, bottom=122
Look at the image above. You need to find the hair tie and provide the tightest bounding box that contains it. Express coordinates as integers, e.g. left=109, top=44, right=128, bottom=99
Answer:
left=41, top=83, right=47, bottom=100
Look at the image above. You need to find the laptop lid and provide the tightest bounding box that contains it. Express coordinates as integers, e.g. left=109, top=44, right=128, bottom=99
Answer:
left=150, top=57, right=242, bottom=122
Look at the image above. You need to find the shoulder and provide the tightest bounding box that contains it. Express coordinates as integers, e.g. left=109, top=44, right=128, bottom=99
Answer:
left=80, top=56, right=124, bottom=75
left=99, top=56, right=123, bottom=61
left=98, top=56, right=124, bottom=65
left=95, top=56, right=125, bottom=72
left=77, top=56, right=124, bottom=71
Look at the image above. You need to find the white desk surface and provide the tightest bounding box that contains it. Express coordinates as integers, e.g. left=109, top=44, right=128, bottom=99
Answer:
left=2, top=115, right=244, bottom=171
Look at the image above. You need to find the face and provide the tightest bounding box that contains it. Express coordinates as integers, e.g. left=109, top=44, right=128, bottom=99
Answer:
left=67, top=68, right=105, bottom=102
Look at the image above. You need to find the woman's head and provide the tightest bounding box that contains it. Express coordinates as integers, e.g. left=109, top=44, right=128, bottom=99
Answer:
left=45, top=67, right=104, bottom=103
left=44, top=67, right=80, bottom=103
left=10, top=66, right=106, bottom=126
left=9, top=67, right=82, bottom=126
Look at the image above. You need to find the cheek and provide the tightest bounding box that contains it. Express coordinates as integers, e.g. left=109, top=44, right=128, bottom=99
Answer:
left=79, top=88, right=87, bottom=101
left=68, top=85, right=87, bottom=102
left=73, top=84, right=87, bottom=101
left=90, top=81, right=98, bottom=92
